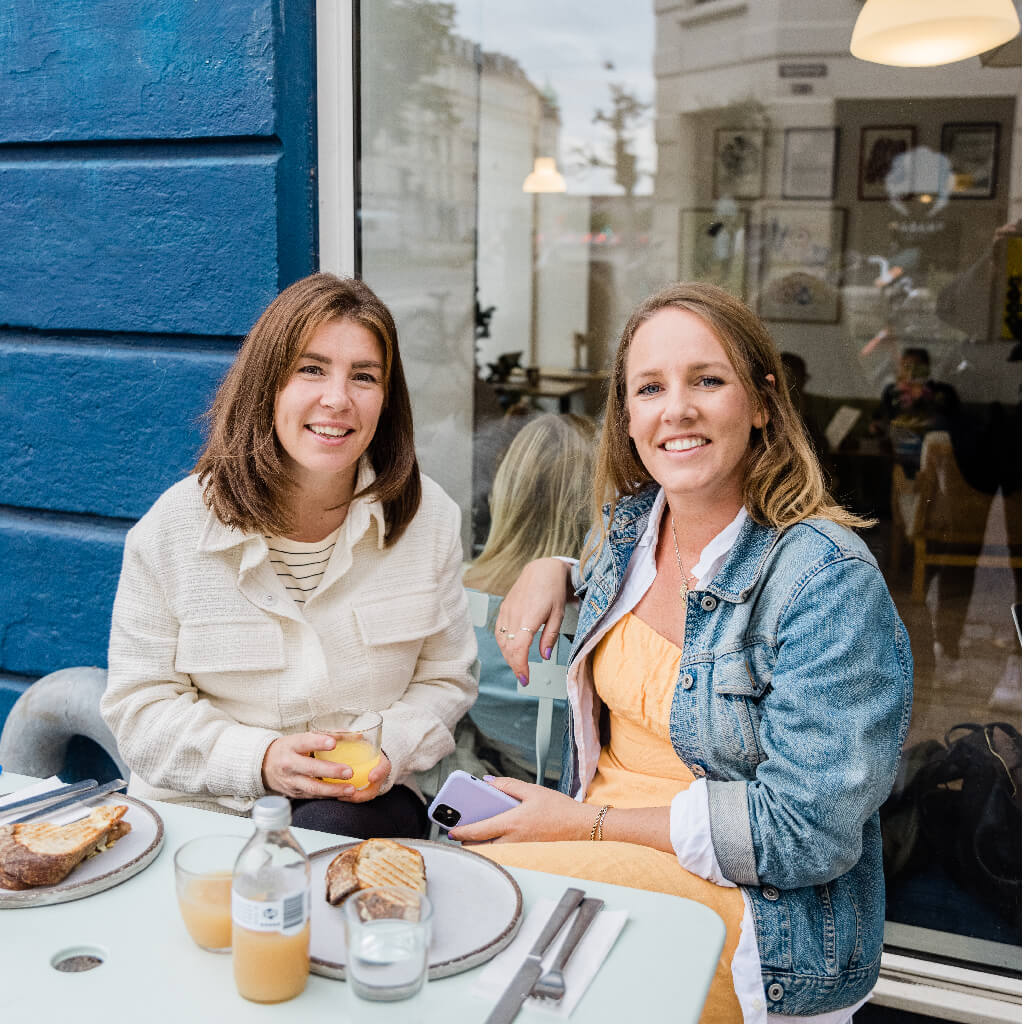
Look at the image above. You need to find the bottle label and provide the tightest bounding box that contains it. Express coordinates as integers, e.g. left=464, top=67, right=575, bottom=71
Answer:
left=232, top=888, right=309, bottom=935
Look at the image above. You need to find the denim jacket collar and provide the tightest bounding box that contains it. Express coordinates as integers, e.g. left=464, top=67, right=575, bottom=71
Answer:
left=606, top=485, right=781, bottom=603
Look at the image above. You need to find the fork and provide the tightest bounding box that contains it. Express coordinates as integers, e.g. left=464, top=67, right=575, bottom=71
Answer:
left=532, top=897, right=605, bottom=1001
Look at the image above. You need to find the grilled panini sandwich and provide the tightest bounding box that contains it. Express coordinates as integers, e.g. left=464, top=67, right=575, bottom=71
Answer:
left=325, top=837, right=426, bottom=909
left=0, top=805, right=131, bottom=890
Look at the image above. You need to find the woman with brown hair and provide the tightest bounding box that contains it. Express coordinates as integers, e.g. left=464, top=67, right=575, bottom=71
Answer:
left=449, top=283, right=912, bottom=1024
left=101, top=273, right=476, bottom=838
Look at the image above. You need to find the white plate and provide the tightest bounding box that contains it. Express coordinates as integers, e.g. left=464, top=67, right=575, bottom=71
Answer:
left=309, top=839, right=523, bottom=980
left=0, top=795, right=164, bottom=908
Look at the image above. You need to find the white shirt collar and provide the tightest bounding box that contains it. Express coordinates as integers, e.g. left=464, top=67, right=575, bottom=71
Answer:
left=638, top=488, right=747, bottom=589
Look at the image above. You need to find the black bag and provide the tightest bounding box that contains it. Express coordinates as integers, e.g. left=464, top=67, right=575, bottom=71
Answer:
left=882, top=722, right=1021, bottom=922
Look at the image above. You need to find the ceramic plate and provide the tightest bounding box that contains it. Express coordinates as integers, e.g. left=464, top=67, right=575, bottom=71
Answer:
left=0, top=795, right=164, bottom=908
left=309, top=839, right=523, bottom=980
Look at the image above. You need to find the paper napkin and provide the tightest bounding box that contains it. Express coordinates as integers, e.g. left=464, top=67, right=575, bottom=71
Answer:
left=474, top=898, right=628, bottom=1017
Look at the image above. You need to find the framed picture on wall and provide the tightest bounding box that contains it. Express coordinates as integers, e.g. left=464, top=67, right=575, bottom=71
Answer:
left=756, top=205, right=846, bottom=323
left=713, top=128, right=764, bottom=199
left=782, top=128, right=838, bottom=199
left=941, top=122, right=1000, bottom=198
left=858, top=125, right=915, bottom=200
left=678, top=208, right=748, bottom=298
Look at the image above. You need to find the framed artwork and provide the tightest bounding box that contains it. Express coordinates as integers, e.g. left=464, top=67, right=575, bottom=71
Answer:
left=859, top=126, right=915, bottom=200
left=941, top=122, right=1000, bottom=199
left=757, top=206, right=846, bottom=323
left=713, top=128, right=764, bottom=199
left=782, top=128, right=838, bottom=199
left=678, top=208, right=748, bottom=298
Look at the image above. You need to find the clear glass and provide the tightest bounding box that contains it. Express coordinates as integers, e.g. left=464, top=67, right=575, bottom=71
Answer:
left=356, top=0, right=1021, bottom=968
left=173, top=834, right=246, bottom=952
left=231, top=799, right=311, bottom=1003
left=309, top=710, right=383, bottom=789
left=343, top=887, right=433, bottom=1001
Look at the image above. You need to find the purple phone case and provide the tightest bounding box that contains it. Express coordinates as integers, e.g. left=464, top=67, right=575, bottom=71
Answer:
left=427, top=770, right=520, bottom=827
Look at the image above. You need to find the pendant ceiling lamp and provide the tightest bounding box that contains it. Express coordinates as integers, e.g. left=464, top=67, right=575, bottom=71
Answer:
left=850, top=0, right=1021, bottom=67
left=522, top=157, right=566, bottom=193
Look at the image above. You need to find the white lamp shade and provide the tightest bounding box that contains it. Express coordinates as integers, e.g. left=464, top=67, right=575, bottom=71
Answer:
left=850, top=0, right=1021, bottom=67
left=522, top=157, right=567, bottom=193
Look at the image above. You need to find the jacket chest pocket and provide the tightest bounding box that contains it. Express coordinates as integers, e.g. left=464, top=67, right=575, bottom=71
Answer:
left=709, top=644, right=773, bottom=771
left=174, top=620, right=286, bottom=696
left=353, top=591, right=451, bottom=696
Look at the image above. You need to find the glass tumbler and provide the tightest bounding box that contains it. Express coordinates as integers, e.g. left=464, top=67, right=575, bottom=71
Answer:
left=309, top=710, right=383, bottom=789
left=174, top=834, right=247, bottom=952
left=343, top=887, right=433, bottom=1001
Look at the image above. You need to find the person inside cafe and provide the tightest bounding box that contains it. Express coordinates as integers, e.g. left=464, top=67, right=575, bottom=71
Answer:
left=462, top=412, right=597, bottom=782
left=101, top=273, right=477, bottom=839
left=448, top=283, right=913, bottom=1024
left=871, top=346, right=959, bottom=476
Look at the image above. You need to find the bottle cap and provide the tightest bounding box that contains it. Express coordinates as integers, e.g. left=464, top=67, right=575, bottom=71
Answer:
left=251, top=795, right=291, bottom=830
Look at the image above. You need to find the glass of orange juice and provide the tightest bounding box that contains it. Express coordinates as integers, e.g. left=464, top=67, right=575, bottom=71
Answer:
left=174, top=834, right=247, bottom=952
left=309, top=710, right=383, bottom=789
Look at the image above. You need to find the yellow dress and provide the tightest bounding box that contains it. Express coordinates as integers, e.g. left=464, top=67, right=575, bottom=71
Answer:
left=477, top=613, right=746, bottom=1024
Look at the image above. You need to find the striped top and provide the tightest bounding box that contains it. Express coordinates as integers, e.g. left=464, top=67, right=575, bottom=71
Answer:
left=266, top=526, right=342, bottom=606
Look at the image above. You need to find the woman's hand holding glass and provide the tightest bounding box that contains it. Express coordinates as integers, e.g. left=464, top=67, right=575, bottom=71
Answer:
left=261, top=732, right=392, bottom=801
left=494, top=557, right=573, bottom=683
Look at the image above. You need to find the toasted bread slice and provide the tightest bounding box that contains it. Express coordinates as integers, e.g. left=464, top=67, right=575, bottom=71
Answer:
left=353, top=838, right=427, bottom=894
left=0, top=805, right=130, bottom=889
left=325, top=846, right=360, bottom=906
left=355, top=886, right=422, bottom=922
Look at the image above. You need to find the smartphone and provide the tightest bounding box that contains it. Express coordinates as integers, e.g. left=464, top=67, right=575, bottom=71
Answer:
left=427, top=770, right=520, bottom=830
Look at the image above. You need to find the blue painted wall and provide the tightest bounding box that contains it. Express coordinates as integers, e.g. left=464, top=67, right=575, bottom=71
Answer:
left=0, top=1, right=318, bottom=712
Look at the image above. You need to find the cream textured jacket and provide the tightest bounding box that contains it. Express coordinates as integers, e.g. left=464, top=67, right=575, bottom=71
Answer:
left=101, top=464, right=477, bottom=816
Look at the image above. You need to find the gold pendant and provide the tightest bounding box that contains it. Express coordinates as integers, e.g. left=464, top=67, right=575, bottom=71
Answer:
left=679, top=584, right=688, bottom=602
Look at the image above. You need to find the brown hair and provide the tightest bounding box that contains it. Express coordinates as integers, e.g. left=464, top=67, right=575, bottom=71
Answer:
left=194, top=273, right=421, bottom=544
left=586, top=282, right=871, bottom=563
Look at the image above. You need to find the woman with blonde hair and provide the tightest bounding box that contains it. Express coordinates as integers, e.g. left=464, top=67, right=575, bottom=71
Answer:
left=450, top=283, right=912, bottom=1024
left=102, top=273, right=476, bottom=838
left=463, top=413, right=597, bottom=780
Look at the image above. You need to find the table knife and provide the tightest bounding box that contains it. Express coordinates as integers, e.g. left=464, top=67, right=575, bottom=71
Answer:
left=0, top=778, right=99, bottom=820
left=5, top=778, right=128, bottom=824
left=484, top=886, right=585, bottom=1024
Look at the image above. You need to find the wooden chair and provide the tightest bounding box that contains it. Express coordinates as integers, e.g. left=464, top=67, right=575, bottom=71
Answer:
left=890, top=431, right=1022, bottom=602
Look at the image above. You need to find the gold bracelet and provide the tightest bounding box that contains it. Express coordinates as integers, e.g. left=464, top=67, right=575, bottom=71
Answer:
left=589, top=805, right=610, bottom=842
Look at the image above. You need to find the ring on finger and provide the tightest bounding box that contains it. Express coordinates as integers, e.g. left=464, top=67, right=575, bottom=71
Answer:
left=498, top=626, right=508, bottom=634
left=519, top=627, right=533, bottom=632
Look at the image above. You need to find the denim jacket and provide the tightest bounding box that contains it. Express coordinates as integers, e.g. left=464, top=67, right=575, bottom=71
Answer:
left=560, top=486, right=913, bottom=1015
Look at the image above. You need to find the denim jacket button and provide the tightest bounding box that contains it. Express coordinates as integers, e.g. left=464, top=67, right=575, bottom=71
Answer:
left=767, top=983, right=784, bottom=1002
left=681, top=673, right=694, bottom=689
left=700, top=595, right=717, bottom=611
left=691, top=763, right=706, bottom=777
left=762, top=884, right=780, bottom=901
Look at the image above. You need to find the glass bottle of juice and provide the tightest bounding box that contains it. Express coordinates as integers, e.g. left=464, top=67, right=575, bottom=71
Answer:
left=231, top=796, right=311, bottom=1003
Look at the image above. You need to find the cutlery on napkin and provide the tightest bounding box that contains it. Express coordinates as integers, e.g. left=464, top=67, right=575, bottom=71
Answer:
left=475, top=897, right=628, bottom=1018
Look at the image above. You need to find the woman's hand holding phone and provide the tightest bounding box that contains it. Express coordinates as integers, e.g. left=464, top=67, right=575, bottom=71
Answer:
left=444, top=775, right=594, bottom=845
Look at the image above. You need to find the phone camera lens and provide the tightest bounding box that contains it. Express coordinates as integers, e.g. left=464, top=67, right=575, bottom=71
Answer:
left=434, top=804, right=461, bottom=827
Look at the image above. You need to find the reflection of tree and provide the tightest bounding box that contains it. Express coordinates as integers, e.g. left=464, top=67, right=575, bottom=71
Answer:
left=574, top=80, right=651, bottom=196
left=360, top=0, right=460, bottom=144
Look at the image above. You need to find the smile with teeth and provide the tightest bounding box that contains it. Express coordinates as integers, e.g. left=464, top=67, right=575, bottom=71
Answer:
left=308, top=425, right=354, bottom=437
left=662, top=437, right=709, bottom=452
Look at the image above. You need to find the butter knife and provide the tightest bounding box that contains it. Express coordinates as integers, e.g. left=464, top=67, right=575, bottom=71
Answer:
left=0, top=778, right=99, bottom=820
left=484, top=886, right=585, bottom=1024
left=5, top=778, right=128, bottom=824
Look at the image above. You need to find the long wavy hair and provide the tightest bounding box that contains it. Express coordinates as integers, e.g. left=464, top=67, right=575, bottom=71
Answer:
left=464, top=414, right=597, bottom=595
left=585, top=282, right=871, bottom=564
left=194, top=273, right=421, bottom=544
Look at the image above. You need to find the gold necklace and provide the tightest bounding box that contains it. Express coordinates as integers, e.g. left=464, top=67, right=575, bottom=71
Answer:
left=669, top=514, right=697, bottom=604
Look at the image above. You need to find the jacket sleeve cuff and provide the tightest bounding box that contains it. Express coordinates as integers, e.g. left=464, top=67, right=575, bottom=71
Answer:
left=707, top=779, right=760, bottom=885
left=206, top=724, right=280, bottom=800
left=669, top=781, right=736, bottom=887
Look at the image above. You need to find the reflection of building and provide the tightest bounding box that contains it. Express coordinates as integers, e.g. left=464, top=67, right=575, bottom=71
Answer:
left=652, top=1, right=1021, bottom=405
